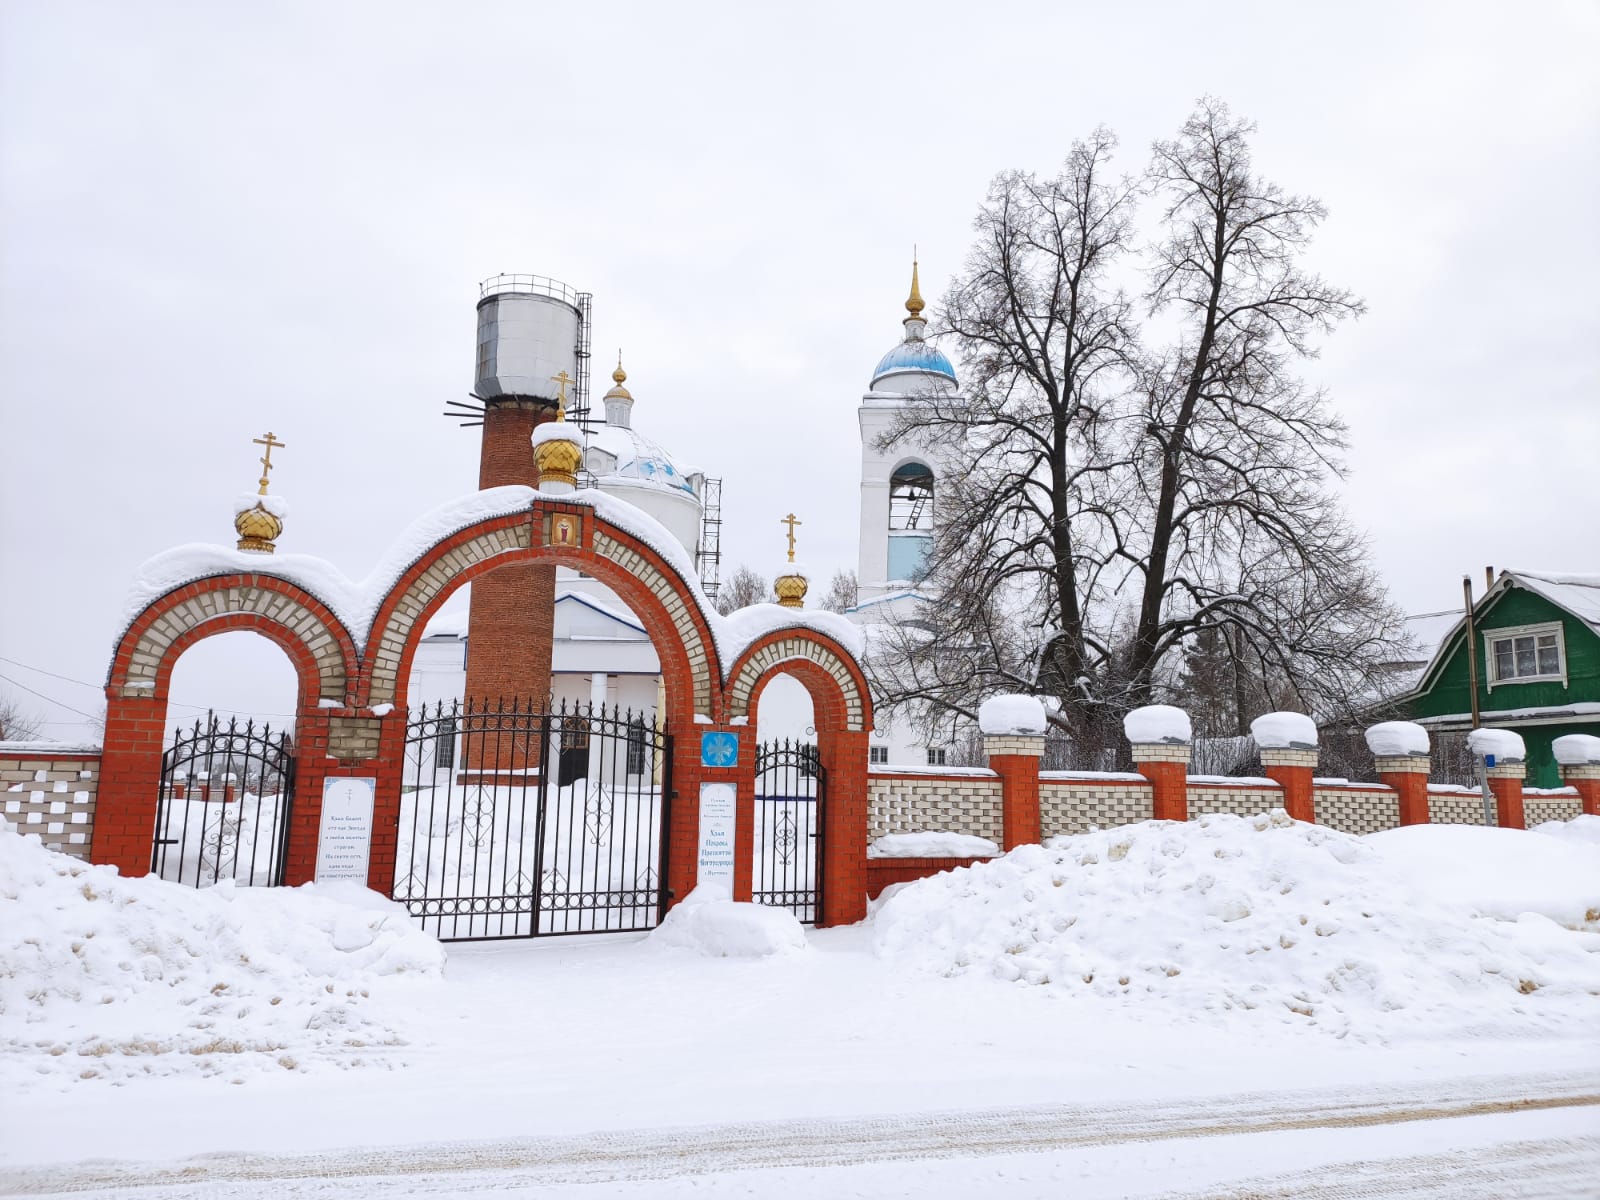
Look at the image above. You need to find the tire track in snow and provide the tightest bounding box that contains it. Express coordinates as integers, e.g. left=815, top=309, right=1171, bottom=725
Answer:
left=6, top=1071, right=1599, bottom=1197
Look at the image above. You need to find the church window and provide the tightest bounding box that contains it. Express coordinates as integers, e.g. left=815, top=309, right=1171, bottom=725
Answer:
left=869, top=745, right=888, bottom=765
left=435, top=717, right=457, bottom=770
left=926, top=747, right=947, bottom=766
left=626, top=717, right=647, bottom=775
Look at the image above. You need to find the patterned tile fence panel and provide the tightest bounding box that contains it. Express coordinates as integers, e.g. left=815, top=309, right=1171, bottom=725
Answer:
left=1525, top=793, right=1583, bottom=826
left=1428, top=788, right=1492, bottom=826
left=1039, top=780, right=1153, bottom=839
left=0, top=747, right=101, bottom=859
left=1187, top=784, right=1285, bottom=819
left=867, top=770, right=1003, bottom=843
left=1314, top=786, right=1401, bottom=836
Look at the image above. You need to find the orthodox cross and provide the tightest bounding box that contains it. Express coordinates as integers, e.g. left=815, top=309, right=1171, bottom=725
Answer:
left=252, top=431, right=286, bottom=495
left=551, top=370, right=575, bottom=418
left=780, top=512, right=802, bottom=562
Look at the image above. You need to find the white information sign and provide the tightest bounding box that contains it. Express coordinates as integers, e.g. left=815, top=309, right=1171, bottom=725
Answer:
left=315, top=777, right=376, bottom=884
left=696, top=782, right=737, bottom=898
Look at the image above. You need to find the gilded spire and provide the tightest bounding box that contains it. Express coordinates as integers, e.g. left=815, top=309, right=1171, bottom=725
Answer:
left=904, top=253, right=925, bottom=322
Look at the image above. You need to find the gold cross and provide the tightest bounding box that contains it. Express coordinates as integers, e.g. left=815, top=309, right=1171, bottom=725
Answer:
left=780, top=512, right=802, bottom=562
left=252, top=431, right=286, bottom=495
left=550, top=370, right=575, bottom=418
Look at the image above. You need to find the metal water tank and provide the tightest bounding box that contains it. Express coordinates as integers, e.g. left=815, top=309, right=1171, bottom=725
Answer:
left=474, top=274, right=582, bottom=403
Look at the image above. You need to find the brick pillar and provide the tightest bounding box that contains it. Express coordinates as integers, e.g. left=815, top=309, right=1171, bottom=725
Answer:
left=90, top=694, right=168, bottom=875
left=1375, top=756, right=1431, bottom=826
left=1261, top=749, right=1318, bottom=823
left=819, top=727, right=869, bottom=928
left=985, top=735, right=1045, bottom=849
left=1563, top=764, right=1600, bottom=817
left=732, top=725, right=758, bottom=903
left=1131, top=742, right=1191, bottom=822
left=1486, top=761, right=1526, bottom=830
left=464, top=400, right=555, bottom=765
left=283, top=710, right=407, bottom=891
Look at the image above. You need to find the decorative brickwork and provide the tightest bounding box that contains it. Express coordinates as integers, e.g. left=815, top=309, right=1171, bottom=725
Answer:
left=983, top=735, right=1046, bottom=758
left=1188, top=784, right=1285, bottom=819
left=867, top=770, right=1003, bottom=843
left=0, top=749, right=100, bottom=859
left=1259, top=748, right=1318, bottom=768
left=1428, top=788, right=1492, bottom=826
left=1313, top=785, right=1400, bottom=836
left=1039, top=779, right=1153, bottom=838
left=727, top=635, right=866, bottom=732
left=1525, top=794, right=1583, bottom=825
left=1129, top=743, right=1190, bottom=762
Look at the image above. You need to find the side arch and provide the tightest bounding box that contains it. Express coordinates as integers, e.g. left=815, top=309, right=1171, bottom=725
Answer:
left=726, top=630, right=872, bottom=733
left=108, top=574, right=357, bottom=705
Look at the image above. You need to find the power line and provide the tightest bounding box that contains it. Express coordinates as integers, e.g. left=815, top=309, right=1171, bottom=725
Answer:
left=0, top=672, right=102, bottom=722
left=0, top=654, right=298, bottom=720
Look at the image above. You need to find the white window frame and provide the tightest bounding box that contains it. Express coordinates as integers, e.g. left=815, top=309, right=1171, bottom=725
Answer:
left=868, top=745, right=889, bottom=765
left=1483, top=621, right=1567, bottom=690
left=926, top=746, right=948, bottom=766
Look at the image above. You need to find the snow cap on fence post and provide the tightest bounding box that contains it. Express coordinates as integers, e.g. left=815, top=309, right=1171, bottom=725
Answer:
left=1554, top=734, right=1600, bottom=816
left=980, top=694, right=1046, bottom=851
left=1125, top=705, right=1191, bottom=823
left=1366, top=720, right=1431, bottom=826
left=1251, top=711, right=1318, bottom=824
left=1467, top=727, right=1527, bottom=829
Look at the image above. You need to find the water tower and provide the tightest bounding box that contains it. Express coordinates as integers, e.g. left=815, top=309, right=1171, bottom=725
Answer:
left=448, top=274, right=593, bottom=718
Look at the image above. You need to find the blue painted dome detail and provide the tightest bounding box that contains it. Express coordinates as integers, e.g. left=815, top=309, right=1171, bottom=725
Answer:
left=871, top=340, right=957, bottom=388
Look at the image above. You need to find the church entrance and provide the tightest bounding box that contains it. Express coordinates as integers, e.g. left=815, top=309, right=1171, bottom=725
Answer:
left=395, top=698, right=673, bottom=941
left=753, top=738, right=824, bottom=923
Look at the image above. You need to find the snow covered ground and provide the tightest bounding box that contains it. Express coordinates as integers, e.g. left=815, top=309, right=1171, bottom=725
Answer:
left=2, top=814, right=1597, bottom=1197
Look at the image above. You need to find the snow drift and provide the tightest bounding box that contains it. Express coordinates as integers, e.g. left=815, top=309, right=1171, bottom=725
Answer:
left=649, top=888, right=807, bottom=958
left=0, top=822, right=445, bottom=1081
left=871, top=812, right=1600, bottom=1040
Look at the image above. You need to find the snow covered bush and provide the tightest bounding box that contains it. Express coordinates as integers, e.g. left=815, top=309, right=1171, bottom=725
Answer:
left=0, top=822, right=444, bottom=1081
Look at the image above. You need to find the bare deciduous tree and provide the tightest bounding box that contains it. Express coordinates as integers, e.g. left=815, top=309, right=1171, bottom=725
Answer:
left=818, top=570, right=859, bottom=614
left=0, top=692, right=44, bottom=742
left=877, top=100, right=1405, bottom=756
left=714, top=564, right=769, bottom=615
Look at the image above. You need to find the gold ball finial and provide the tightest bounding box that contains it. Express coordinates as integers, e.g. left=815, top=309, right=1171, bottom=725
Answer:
left=774, top=512, right=808, bottom=608
left=613, top=350, right=627, bottom=386
left=236, top=432, right=286, bottom=552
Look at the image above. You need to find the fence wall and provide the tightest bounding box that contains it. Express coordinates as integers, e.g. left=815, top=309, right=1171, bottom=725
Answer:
left=1, top=744, right=102, bottom=860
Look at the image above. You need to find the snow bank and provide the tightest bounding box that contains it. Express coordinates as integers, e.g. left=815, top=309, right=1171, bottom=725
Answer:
left=1534, top=814, right=1600, bottom=846
left=1364, top=721, right=1429, bottom=758
left=978, top=694, right=1047, bottom=737
left=1250, top=711, right=1318, bottom=750
left=1367, top=824, right=1600, bottom=928
left=0, top=823, right=444, bottom=1081
left=1468, top=727, right=1525, bottom=763
left=1553, top=733, right=1600, bottom=766
left=232, top=493, right=289, bottom=519
left=871, top=812, right=1600, bottom=1039
left=715, top=602, right=866, bottom=664
left=648, top=888, right=806, bottom=957
left=869, top=832, right=1000, bottom=859
left=1124, top=705, right=1191, bottom=745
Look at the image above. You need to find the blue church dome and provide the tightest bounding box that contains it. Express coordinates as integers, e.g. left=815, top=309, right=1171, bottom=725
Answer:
left=871, top=340, right=958, bottom=389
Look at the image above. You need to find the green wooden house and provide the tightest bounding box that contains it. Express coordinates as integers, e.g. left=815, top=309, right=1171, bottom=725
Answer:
left=1404, top=571, right=1600, bottom=788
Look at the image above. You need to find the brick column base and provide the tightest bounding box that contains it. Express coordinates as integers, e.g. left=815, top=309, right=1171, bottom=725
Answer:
left=1375, top=756, right=1431, bottom=826
left=1261, top=748, right=1318, bottom=823
left=1561, top=764, right=1600, bottom=816
left=1487, top=763, right=1526, bottom=829
left=985, top=735, right=1045, bottom=849
left=1131, top=742, right=1190, bottom=822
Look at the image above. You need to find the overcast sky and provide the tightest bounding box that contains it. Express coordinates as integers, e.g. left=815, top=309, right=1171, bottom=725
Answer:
left=2, top=1, right=1597, bottom=738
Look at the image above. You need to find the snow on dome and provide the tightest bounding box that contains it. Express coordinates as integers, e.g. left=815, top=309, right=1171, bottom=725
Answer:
left=1250, top=711, right=1318, bottom=751
left=1468, top=727, right=1526, bottom=763
left=775, top=560, right=811, bottom=582
left=871, top=340, right=958, bottom=390
left=978, top=694, right=1047, bottom=737
left=1124, top=705, right=1192, bottom=745
left=532, top=421, right=581, bottom=447
left=233, top=493, right=289, bottom=519
left=587, top=424, right=699, bottom=496
left=1553, top=733, right=1600, bottom=766
left=1364, top=721, right=1430, bottom=759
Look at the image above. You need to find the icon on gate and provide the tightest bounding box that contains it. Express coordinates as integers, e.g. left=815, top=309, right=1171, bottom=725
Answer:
left=701, top=732, right=738, bottom=768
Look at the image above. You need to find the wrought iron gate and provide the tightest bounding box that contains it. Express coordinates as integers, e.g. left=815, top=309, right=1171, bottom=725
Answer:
left=153, top=714, right=296, bottom=888
left=754, top=738, right=823, bottom=923
left=396, top=699, right=673, bottom=941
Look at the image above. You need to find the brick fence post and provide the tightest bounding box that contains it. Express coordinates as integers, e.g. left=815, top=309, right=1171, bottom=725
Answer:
left=1554, top=734, right=1600, bottom=817
left=90, top=694, right=168, bottom=876
left=1131, top=743, right=1191, bottom=822
left=1366, top=719, right=1433, bottom=827
left=1252, top=712, right=1319, bottom=824
left=985, top=734, right=1045, bottom=849
left=1468, top=727, right=1527, bottom=830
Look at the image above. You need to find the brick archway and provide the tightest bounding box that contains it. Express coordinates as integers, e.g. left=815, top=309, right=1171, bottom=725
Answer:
left=93, top=577, right=360, bottom=875
left=725, top=629, right=873, bottom=926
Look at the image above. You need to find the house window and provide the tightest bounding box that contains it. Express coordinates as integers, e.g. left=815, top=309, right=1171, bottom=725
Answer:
left=626, top=718, right=647, bottom=775
left=1486, top=622, right=1566, bottom=688
left=869, top=746, right=888, bottom=765
left=435, top=717, right=457, bottom=770
left=926, top=747, right=947, bottom=766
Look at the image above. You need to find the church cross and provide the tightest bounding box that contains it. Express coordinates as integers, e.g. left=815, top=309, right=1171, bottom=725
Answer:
left=252, top=431, right=286, bottom=495
left=551, top=370, right=575, bottom=417
left=780, top=512, right=802, bottom=562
